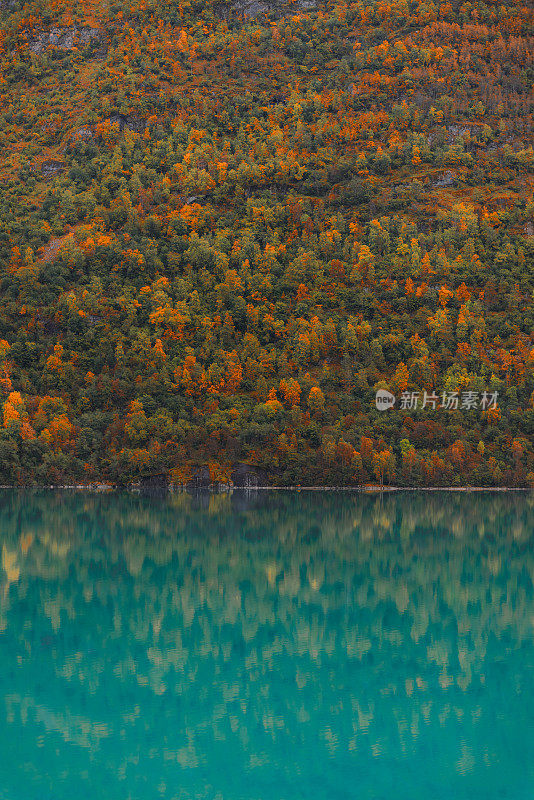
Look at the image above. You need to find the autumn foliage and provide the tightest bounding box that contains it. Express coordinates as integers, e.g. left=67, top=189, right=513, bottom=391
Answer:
left=0, top=0, right=532, bottom=485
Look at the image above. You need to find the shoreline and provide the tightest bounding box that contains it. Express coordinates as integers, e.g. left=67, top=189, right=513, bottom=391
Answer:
left=0, top=485, right=530, bottom=493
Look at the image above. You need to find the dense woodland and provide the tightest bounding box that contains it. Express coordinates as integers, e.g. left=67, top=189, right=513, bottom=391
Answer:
left=0, top=0, right=532, bottom=485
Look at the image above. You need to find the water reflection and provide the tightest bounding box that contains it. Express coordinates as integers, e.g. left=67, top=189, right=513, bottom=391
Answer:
left=0, top=490, right=533, bottom=799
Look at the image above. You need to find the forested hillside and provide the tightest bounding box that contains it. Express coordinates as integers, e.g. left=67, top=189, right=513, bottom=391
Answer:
left=0, top=0, right=532, bottom=486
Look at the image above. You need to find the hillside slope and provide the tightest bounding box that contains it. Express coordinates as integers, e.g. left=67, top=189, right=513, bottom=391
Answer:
left=0, top=0, right=532, bottom=486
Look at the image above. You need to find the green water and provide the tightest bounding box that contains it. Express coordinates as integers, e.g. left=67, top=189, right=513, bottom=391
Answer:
left=0, top=490, right=533, bottom=799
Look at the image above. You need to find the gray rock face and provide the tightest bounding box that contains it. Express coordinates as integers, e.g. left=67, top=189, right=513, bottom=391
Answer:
left=217, top=0, right=316, bottom=20
left=182, top=464, right=270, bottom=490
left=27, top=26, right=102, bottom=54
left=234, top=0, right=272, bottom=17
left=447, top=124, right=479, bottom=143
left=433, top=170, right=457, bottom=188
left=40, top=160, right=65, bottom=178
left=132, top=475, right=169, bottom=491
left=186, top=467, right=211, bottom=490
left=107, top=114, right=146, bottom=133
left=71, top=126, right=93, bottom=142
left=231, top=463, right=269, bottom=487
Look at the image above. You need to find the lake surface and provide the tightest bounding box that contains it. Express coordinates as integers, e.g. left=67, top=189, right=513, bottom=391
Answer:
left=0, top=490, right=533, bottom=799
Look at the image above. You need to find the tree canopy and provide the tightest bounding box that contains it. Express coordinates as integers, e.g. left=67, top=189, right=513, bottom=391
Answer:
left=0, top=0, right=532, bottom=485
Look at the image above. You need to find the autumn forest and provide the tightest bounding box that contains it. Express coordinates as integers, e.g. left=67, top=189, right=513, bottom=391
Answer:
left=0, top=0, right=532, bottom=486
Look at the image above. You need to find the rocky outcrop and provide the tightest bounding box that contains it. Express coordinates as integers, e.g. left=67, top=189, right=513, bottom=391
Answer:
left=233, top=0, right=276, bottom=17
left=27, top=26, right=102, bottom=54
left=72, top=126, right=93, bottom=142
left=72, top=116, right=145, bottom=143
left=106, top=114, right=146, bottom=133
left=40, top=160, right=65, bottom=178
left=179, top=464, right=271, bottom=490
left=432, top=170, right=457, bottom=188
left=230, top=463, right=270, bottom=488
left=127, top=475, right=170, bottom=494
left=126, top=464, right=271, bottom=492
left=216, top=0, right=316, bottom=20
left=447, top=125, right=472, bottom=140
left=185, top=467, right=212, bottom=490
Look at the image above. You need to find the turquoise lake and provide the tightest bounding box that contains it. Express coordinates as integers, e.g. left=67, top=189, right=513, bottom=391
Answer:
left=0, top=490, right=533, bottom=799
